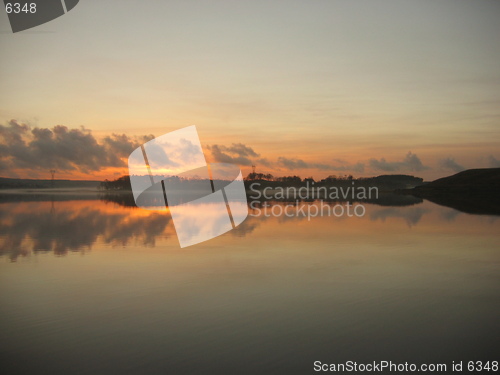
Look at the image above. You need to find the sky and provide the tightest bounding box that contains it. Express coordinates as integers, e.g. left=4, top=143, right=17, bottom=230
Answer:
left=0, top=0, right=499, bottom=180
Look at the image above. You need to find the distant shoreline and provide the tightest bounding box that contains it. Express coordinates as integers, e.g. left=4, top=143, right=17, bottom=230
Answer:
left=0, top=187, right=102, bottom=195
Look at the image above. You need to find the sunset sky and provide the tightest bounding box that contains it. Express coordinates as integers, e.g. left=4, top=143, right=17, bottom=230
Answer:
left=1, top=0, right=499, bottom=180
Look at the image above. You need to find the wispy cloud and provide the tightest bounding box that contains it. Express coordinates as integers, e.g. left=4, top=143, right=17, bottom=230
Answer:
left=488, top=155, right=500, bottom=168
left=277, top=157, right=365, bottom=173
left=256, top=157, right=272, bottom=167
left=205, top=143, right=259, bottom=166
left=439, top=157, right=465, bottom=172
left=369, top=152, right=429, bottom=172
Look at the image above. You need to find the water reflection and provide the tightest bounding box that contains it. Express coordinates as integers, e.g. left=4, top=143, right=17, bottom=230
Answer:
left=1, top=195, right=498, bottom=261
left=99, top=190, right=424, bottom=208
left=369, top=206, right=429, bottom=227
left=0, top=200, right=172, bottom=261
left=1, top=194, right=499, bottom=374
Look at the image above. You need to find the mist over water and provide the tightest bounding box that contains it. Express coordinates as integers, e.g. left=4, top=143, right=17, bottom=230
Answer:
left=0, top=197, right=499, bottom=374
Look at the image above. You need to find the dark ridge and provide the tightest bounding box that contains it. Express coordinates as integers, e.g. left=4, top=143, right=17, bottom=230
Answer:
left=403, top=168, right=500, bottom=215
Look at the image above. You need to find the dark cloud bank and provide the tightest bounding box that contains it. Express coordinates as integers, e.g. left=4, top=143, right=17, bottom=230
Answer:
left=4, top=120, right=491, bottom=178
left=0, top=120, right=153, bottom=175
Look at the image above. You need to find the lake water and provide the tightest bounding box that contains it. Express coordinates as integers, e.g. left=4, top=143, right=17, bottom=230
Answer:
left=0, top=197, right=499, bottom=374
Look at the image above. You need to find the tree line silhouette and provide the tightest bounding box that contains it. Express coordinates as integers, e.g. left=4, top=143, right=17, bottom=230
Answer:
left=100, top=173, right=424, bottom=191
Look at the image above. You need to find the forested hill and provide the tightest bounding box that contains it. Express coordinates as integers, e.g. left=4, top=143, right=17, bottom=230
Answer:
left=408, top=168, right=500, bottom=215
left=414, top=168, right=500, bottom=192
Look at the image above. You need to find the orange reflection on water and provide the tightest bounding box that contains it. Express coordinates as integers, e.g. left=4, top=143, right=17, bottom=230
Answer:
left=0, top=198, right=499, bottom=262
left=0, top=199, right=176, bottom=260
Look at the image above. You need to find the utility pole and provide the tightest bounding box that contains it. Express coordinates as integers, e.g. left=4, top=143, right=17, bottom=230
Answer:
left=50, top=169, right=56, bottom=187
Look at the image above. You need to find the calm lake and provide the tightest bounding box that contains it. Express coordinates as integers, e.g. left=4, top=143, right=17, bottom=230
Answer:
left=1, top=196, right=499, bottom=374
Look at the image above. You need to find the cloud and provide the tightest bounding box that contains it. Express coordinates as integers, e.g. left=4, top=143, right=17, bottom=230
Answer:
left=206, top=145, right=366, bottom=173
left=331, top=162, right=365, bottom=173
left=369, top=206, right=429, bottom=227
left=277, top=157, right=365, bottom=173
left=205, top=143, right=260, bottom=166
left=369, top=152, right=429, bottom=172
left=439, top=157, right=465, bottom=172
left=221, top=143, right=259, bottom=157
left=0, top=120, right=152, bottom=175
left=277, top=157, right=309, bottom=170
left=0, top=122, right=448, bottom=181
left=488, top=155, right=500, bottom=168
left=103, top=133, right=153, bottom=158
